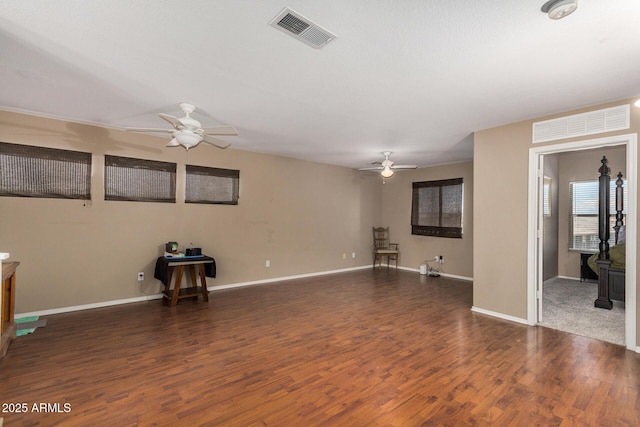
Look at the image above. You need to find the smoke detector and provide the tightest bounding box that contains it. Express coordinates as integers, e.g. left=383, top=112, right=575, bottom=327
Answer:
left=269, top=8, right=337, bottom=49
left=541, top=0, right=578, bottom=20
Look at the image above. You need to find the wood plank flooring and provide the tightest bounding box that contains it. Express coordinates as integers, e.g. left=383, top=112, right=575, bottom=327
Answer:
left=1, top=269, right=639, bottom=426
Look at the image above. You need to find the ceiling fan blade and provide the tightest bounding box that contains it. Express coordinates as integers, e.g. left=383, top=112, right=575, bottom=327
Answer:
left=392, top=165, right=418, bottom=170
left=158, top=113, right=184, bottom=130
left=202, top=134, right=231, bottom=149
left=358, top=167, right=384, bottom=171
left=126, top=127, right=173, bottom=133
left=166, top=138, right=180, bottom=147
left=201, top=126, right=238, bottom=136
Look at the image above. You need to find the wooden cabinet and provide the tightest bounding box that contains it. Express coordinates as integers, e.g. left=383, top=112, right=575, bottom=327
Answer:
left=1, top=261, right=19, bottom=357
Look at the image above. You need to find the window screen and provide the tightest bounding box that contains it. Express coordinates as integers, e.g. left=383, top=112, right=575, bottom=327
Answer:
left=185, top=165, right=239, bottom=204
left=569, top=179, right=627, bottom=251
left=411, top=178, right=463, bottom=238
left=105, top=155, right=176, bottom=202
left=0, top=142, right=91, bottom=199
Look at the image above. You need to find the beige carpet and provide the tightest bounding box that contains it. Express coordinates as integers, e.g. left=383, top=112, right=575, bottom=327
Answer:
left=540, top=277, right=625, bottom=346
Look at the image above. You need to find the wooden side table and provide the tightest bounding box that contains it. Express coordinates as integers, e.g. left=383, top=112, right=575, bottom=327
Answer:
left=1, top=261, right=19, bottom=357
left=154, top=256, right=215, bottom=306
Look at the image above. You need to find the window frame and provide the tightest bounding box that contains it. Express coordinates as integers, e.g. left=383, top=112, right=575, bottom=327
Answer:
left=411, top=177, right=464, bottom=238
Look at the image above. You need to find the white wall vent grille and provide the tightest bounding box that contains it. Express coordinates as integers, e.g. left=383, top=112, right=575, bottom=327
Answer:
left=269, top=8, right=337, bottom=49
left=532, top=104, right=630, bottom=143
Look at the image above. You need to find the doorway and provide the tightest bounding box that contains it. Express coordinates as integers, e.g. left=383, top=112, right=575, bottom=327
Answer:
left=528, top=134, right=637, bottom=350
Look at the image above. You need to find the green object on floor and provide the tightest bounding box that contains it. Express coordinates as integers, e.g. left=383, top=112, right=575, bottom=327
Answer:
left=15, top=316, right=39, bottom=323
left=15, top=316, right=46, bottom=337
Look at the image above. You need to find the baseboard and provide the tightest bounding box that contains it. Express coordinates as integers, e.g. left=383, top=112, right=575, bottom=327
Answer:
left=209, top=265, right=372, bottom=291
left=471, top=306, right=530, bottom=325
left=16, top=294, right=164, bottom=319
left=399, top=266, right=473, bottom=282
left=556, top=275, right=581, bottom=281
left=15, top=265, right=373, bottom=318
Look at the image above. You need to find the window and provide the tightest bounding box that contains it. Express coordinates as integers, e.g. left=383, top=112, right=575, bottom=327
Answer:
left=105, top=155, right=176, bottom=202
left=569, top=179, right=627, bottom=251
left=185, top=165, right=239, bottom=204
left=411, top=178, right=463, bottom=238
left=0, top=142, right=91, bottom=199
left=543, top=176, right=552, bottom=218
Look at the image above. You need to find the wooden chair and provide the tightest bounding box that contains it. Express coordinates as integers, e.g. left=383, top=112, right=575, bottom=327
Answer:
left=372, top=227, right=399, bottom=269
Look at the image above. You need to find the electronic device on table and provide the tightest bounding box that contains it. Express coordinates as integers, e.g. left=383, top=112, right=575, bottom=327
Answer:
left=164, top=241, right=202, bottom=258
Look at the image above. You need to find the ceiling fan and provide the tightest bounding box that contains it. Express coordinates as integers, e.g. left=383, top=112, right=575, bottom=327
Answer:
left=358, top=152, right=417, bottom=178
left=126, top=103, right=237, bottom=150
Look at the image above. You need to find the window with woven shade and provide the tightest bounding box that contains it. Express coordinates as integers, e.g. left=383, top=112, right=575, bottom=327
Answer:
left=104, top=155, right=176, bottom=203
left=0, top=142, right=91, bottom=199
left=185, top=165, right=239, bottom=205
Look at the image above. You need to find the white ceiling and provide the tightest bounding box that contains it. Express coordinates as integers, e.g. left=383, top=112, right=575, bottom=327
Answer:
left=1, top=1, right=639, bottom=169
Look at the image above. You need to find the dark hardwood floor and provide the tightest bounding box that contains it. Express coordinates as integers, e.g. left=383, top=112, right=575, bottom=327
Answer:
left=1, top=269, right=639, bottom=426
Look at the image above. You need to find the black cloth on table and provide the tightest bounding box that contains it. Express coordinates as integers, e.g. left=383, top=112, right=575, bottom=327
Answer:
left=153, top=256, right=216, bottom=287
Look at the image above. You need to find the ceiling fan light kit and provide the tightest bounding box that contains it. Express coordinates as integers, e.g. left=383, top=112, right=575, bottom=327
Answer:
left=541, top=0, right=577, bottom=20
left=358, top=151, right=417, bottom=178
left=126, top=103, right=237, bottom=151
left=171, top=129, right=201, bottom=149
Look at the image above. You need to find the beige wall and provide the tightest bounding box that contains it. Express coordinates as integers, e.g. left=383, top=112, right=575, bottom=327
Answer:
left=473, top=121, right=531, bottom=318
left=381, top=161, right=474, bottom=279
left=556, top=146, right=626, bottom=278
left=0, top=110, right=382, bottom=313
left=474, top=98, right=639, bottom=341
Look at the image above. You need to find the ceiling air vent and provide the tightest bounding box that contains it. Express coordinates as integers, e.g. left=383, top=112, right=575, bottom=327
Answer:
left=269, top=8, right=337, bottom=49
left=532, top=104, right=630, bottom=143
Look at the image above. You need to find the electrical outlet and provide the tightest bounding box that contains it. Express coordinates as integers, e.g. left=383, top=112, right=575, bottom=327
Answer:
left=439, top=255, right=444, bottom=264
left=266, top=260, right=270, bottom=268
left=352, top=252, right=356, bottom=258
left=137, top=272, right=144, bottom=281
